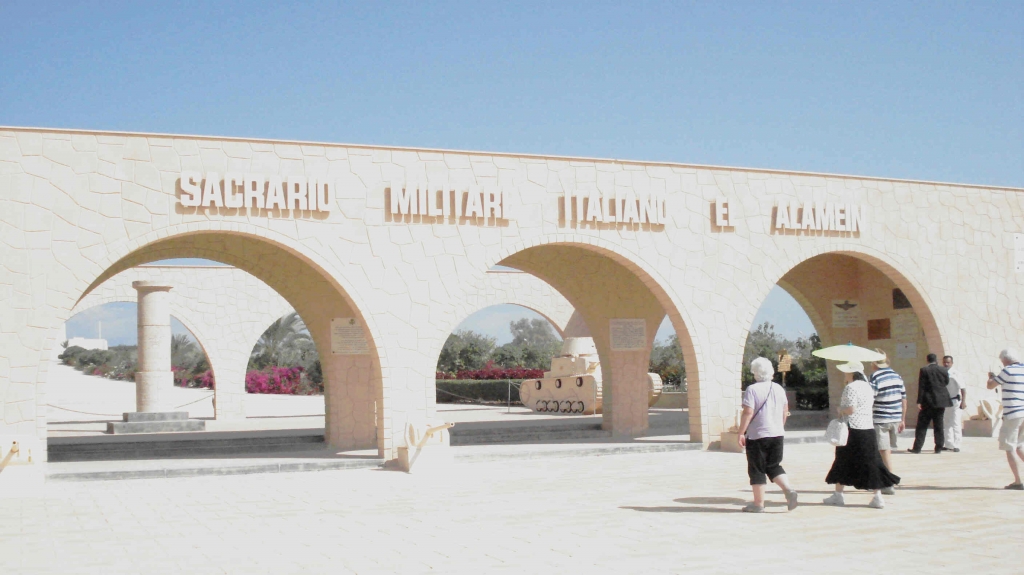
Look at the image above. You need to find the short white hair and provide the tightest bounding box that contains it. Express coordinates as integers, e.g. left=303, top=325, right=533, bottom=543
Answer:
left=1000, top=348, right=1022, bottom=364
left=750, top=357, right=774, bottom=383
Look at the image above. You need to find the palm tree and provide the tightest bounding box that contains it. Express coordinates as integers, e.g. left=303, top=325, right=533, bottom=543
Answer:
left=171, top=333, right=202, bottom=367
left=251, top=313, right=311, bottom=367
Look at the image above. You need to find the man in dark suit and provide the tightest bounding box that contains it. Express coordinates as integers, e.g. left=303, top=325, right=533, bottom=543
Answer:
left=909, top=353, right=953, bottom=453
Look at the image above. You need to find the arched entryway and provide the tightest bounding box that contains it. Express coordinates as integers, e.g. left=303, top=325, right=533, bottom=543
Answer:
left=745, top=248, right=945, bottom=422
left=457, top=238, right=706, bottom=442
left=67, top=227, right=386, bottom=455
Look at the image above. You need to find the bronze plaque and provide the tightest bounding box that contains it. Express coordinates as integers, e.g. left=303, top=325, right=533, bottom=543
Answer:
left=867, top=318, right=891, bottom=340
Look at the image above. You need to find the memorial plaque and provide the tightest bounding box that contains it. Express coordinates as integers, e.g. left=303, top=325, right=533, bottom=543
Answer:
left=867, top=318, right=891, bottom=340
left=896, top=342, right=917, bottom=359
left=831, top=300, right=862, bottom=328
left=331, top=317, right=369, bottom=355
left=891, top=310, right=920, bottom=342
left=609, top=319, right=647, bottom=351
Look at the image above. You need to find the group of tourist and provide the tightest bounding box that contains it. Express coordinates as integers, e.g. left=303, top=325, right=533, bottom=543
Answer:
left=736, top=347, right=1024, bottom=512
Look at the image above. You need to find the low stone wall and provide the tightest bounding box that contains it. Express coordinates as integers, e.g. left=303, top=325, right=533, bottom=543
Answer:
left=653, top=391, right=687, bottom=409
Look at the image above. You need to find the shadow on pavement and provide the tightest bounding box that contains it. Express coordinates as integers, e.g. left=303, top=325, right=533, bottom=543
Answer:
left=623, top=505, right=742, bottom=514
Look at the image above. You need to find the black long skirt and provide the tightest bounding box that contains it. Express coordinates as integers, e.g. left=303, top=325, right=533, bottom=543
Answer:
left=825, top=428, right=901, bottom=490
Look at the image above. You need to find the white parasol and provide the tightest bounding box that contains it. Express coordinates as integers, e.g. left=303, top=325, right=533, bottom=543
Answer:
left=811, top=342, right=886, bottom=363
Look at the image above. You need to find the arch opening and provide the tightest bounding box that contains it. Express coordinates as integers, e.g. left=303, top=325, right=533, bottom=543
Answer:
left=744, top=251, right=945, bottom=425
left=62, top=230, right=386, bottom=455
left=47, top=302, right=220, bottom=432
left=480, top=241, right=703, bottom=441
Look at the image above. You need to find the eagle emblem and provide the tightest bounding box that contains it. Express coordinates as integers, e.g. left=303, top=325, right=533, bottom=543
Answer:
left=834, top=300, right=857, bottom=311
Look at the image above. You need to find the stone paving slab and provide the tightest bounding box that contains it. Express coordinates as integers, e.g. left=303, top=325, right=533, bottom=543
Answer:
left=1, top=437, right=1019, bottom=574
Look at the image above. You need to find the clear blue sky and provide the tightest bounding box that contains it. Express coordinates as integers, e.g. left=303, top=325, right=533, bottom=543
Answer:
left=9, top=2, right=1016, bottom=345
left=2, top=1, right=1019, bottom=185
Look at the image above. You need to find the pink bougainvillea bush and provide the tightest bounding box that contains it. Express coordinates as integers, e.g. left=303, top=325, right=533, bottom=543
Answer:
left=245, top=366, right=306, bottom=395
left=436, top=361, right=544, bottom=381
left=172, top=367, right=215, bottom=389
left=194, top=370, right=215, bottom=389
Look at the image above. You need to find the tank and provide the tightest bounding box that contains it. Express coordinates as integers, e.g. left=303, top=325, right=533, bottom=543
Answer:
left=519, top=337, right=664, bottom=415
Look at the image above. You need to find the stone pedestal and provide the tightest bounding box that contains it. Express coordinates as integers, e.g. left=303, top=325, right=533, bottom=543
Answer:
left=963, top=419, right=999, bottom=438
left=133, top=281, right=173, bottom=413
left=107, top=412, right=205, bottom=434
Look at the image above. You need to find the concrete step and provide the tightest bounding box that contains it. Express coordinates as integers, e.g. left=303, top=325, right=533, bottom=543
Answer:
left=123, top=411, right=190, bottom=422
left=451, top=423, right=612, bottom=445
left=107, top=420, right=206, bottom=434
left=48, top=429, right=326, bottom=462
left=46, top=455, right=381, bottom=482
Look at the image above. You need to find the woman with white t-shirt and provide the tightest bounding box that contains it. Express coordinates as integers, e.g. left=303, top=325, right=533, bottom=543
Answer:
left=824, top=361, right=901, bottom=509
left=737, top=357, right=798, bottom=513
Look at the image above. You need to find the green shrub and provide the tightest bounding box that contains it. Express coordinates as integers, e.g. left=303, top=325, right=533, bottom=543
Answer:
left=59, top=345, right=138, bottom=381
left=436, top=379, right=524, bottom=404
left=795, top=388, right=829, bottom=410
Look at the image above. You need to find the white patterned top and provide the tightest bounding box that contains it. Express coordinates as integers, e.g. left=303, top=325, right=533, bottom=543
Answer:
left=841, top=380, right=875, bottom=430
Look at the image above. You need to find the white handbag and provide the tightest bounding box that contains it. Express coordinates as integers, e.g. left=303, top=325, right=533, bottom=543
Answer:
left=825, top=417, right=849, bottom=446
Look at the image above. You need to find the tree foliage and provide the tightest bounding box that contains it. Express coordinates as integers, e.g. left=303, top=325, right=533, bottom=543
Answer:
left=649, top=334, right=686, bottom=386
left=491, top=319, right=563, bottom=370
left=437, top=329, right=498, bottom=374
left=741, top=322, right=828, bottom=409
left=250, top=313, right=312, bottom=368
left=248, top=312, right=322, bottom=387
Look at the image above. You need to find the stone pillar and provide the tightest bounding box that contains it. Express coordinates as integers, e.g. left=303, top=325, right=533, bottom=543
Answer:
left=133, top=281, right=173, bottom=412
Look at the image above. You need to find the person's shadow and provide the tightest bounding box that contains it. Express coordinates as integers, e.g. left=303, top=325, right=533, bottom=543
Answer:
left=622, top=493, right=876, bottom=513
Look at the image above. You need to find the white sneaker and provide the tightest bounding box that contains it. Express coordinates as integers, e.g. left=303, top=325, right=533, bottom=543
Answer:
left=869, top=494, right=885, bottom=509
left=822, top=492, right=845, bottom=506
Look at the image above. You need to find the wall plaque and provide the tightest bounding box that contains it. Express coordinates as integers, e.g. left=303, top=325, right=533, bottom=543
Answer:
left=896, top=342, right=917, bottom=359
left=867, top=318, right=891, bottom=340
left=331, top=317, right=369, bottom=355
left=831, top=300, right=862, bottom=328
left=891, top=310, right=920, bottom=342
left=609, top=319, right=647, bottom=351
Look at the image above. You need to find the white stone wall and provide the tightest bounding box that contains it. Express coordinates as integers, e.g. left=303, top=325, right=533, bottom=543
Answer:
left=1, top=127, right=1021, bottom=462
left=68, top=266, right=575, bottom=421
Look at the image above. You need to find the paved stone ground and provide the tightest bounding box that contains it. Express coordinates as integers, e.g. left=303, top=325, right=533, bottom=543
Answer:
left=2, top=437, right=1019, bottom=574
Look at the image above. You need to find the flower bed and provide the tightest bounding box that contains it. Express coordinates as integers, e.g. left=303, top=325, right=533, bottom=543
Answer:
left=246, top=366, right=305, bottom=394
left=436, top=363, right=543, bottom=381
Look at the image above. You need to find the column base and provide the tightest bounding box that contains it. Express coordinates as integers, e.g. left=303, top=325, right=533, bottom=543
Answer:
left=106, top=412, right=206, bottom=434
left=963, top=419, right=998, bottom=438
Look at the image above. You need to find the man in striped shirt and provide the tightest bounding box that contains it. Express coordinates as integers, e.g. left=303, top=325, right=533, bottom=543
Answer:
left=987, top=348, right=1024, bottom=490
left=870, top=350, right=907, bottom=487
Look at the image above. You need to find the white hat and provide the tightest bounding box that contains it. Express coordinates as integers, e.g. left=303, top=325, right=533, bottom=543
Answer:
left=837, top=361, right=865, bottom=374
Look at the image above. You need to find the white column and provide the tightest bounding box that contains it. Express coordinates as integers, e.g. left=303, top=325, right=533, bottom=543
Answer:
left=133, top=281, right=174, bottom=412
